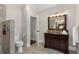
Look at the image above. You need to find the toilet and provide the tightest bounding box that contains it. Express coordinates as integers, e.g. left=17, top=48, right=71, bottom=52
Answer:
left=15, top=35, right=23, bottom=53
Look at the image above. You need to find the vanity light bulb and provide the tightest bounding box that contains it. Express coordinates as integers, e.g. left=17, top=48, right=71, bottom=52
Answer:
left=49, top=15, right=53, bottom=18
left=60, top=13, right=64, bottom=16
left=49, top=16, right=52, bottom=18
left=50, top=15, right=55, bottom=17
left=53, top=15, right=56, bottom=17
left=56, top=14, right=60, bottom=17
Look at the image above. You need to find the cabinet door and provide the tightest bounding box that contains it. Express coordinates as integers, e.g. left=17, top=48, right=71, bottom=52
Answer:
left=59, top=35, right=68, bottom=53
left=50, top=35, right=60, bottom=50
left=45, top=38, right=51, bottom=47
left=45, top=34, right=53, bottom=48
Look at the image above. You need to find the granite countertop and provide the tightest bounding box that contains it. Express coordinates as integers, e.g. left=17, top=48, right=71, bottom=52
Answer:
left=46, top=31, right=68, bottom=35
left=45, top=32, right=69, bottom=36
left=46, top=30, right=68, bottom=35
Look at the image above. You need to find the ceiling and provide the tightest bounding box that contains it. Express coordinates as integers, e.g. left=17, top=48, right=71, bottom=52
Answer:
left=6, top=4, right=58, bottom=12
left=1, top=4, right=59, bottom=12
left=30, top=4, right=59, bottom=12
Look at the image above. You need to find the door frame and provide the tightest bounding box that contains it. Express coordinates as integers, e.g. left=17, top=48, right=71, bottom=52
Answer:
left=30, top=16, right=40, bottom=47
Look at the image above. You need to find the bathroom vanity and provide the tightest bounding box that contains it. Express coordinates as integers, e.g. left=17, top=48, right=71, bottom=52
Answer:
left=44, top=14, right=69, bottom=53
left=44, top=32, right=69, bottom=53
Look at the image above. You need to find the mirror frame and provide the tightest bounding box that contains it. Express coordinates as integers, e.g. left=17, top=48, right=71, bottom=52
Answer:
left=48, top=15, right=67, bottom=30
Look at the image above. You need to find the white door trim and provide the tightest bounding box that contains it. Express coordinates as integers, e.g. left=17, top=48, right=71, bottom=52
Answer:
left=36, top=16, right=40, bottom=47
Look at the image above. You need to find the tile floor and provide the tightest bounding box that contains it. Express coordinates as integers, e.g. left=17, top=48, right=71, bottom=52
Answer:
left=23, top=43, right=63, bottom=54
left=22, top=43, right=77, bottom=54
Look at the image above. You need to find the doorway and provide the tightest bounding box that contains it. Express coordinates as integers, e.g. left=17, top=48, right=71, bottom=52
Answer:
left=30, top=16, right=37, bottom=45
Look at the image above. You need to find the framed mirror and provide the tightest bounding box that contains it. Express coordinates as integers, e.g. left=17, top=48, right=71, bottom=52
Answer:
left=48, top=15, right=67, bottom=30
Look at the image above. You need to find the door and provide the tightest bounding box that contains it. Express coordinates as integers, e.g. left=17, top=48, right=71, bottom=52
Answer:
left=30, top=16, right=37, bottom=45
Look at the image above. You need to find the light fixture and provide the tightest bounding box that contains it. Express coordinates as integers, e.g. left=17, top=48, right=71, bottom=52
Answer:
left=49, top=12, right=66, bottom=18
left=60, top=13, right=64, bottom=16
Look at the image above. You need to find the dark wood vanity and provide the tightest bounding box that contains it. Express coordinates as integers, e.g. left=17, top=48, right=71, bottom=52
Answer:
left=44, top=33, right=69, bottom=53
left=44, top=15, right=69, bottom=53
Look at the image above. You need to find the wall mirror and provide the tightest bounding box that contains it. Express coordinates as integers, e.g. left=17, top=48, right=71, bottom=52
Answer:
left=48, top=15, right=67, bottom=30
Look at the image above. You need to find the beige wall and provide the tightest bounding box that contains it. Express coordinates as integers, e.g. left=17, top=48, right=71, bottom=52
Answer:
left=38, top=4, right=76, bottom=46
left=76, top=5, right=79, bottom=26
left=6, top=4, right=22, bottom=41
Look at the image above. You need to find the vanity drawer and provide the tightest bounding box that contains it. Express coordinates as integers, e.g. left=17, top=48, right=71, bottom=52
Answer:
left=45, top=34, right=59, bottom=39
